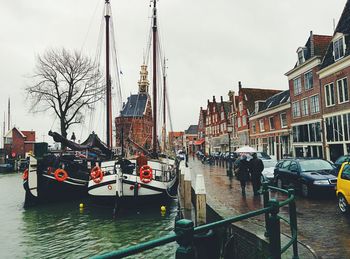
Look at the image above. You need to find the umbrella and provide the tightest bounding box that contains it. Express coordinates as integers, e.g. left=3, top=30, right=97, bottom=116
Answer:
left=235, top=146, right=257, bottom=153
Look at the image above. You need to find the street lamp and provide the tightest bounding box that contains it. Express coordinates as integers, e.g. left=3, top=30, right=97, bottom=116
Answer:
left=227, top=125, right=233, bottom=177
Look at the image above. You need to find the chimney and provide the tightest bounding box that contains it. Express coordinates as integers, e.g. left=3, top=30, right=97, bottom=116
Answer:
left=238, top=81, right=242, bottom=91
left=207, top=99, right=210, bottom=105
left=213, top=96, right=216, bottom=102
left=310, top=31, right=314, bottom=57
left=220, top=96, right=223, bottom=102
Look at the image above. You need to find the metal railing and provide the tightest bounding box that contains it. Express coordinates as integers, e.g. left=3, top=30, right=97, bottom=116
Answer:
left=92, top=182, right=299, bottom=259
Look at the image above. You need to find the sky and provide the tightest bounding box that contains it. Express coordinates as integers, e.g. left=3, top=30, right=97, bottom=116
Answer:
left=0, top=0, right=347, bottom=145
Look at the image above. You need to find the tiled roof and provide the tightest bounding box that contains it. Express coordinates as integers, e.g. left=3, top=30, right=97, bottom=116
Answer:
left=321, top=0, right=350, bottom=69
left=241, top=88, right=282, bottom=115
left=251, top=90, right=290, bottom=115
left=120, top=93, right=149, bottom=117
left=185, top=125, right=198, bottom=135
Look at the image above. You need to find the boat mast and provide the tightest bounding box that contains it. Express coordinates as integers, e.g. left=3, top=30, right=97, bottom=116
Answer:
left=105, top=0, right=113, bottom=149
left=162, top=57, right=166, bottom=153
left=152, top=0, right=158, bottom=156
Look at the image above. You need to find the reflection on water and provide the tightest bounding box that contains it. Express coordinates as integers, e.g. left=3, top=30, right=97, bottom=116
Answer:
left=0, top=173, right=177, bottom=258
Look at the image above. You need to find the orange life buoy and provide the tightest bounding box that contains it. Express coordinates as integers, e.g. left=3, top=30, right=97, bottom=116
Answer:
left=140, top=165, right=153, bottom=183
left=22, top=169, right=28, bottom=180
left=54, top=169, right=68, bottom=182
left=90, top=166, right=104, bottom=184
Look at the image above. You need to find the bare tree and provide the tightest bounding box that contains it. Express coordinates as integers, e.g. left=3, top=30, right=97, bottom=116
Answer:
left=26, top=48, right=104, bottom=140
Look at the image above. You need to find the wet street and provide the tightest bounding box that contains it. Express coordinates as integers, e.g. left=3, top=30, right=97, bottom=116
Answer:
left=188, top=158, right=350, bottom=259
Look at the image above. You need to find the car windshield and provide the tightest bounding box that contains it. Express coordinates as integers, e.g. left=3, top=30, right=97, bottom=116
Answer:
left=257, top=152, right=271, bottom=159
left=262, top=160, right=277, bottom=168
left=299, top=160, right=334, bottom=172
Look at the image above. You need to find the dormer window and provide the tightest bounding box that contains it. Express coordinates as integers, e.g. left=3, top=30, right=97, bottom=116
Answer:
left=297, top=47, right=306, bottom=65
left=333, top=33, right=346, bottom=61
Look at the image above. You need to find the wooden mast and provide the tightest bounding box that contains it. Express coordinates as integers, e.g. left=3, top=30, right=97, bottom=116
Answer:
left=162, top=58, right=166, bottom=153
left=105, top=0, right=112, bottom=149
left=152, top=0, right=158, bottom=156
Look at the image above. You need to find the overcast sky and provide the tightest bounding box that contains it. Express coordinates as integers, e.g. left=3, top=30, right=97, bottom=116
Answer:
left=0, top=0, right=347, bottom=145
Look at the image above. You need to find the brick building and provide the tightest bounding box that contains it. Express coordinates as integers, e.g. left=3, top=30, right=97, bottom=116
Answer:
left=194, top=107, right=206, bottom=153
left=183, top=125, right=198, bottom=155
left=249, top=90, right=292, bottom=160
left=115, top=65, right=153, bottom=153
left=168, top=131, right=184, bottom=152
left=205, top=95, right=232, bottom=154
left=4, top=127, right=36, bottom=159
left=319, top=0, right=350, bottom=161
left=235, top=82, right=281, bottom=148
left=285, top=32, right=332, bottom=158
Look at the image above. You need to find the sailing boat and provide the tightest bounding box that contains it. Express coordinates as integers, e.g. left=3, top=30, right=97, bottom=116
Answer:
left=87, top=1, right=179, bottom=206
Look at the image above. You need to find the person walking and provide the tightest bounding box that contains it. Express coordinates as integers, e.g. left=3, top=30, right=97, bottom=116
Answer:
left=235, top=155, right=250, bottom=195
left=249, top=153, right=264, bottom=196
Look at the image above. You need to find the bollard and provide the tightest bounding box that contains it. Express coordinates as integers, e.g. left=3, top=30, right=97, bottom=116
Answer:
left=175, top=219, right=195, bottom=259
left=184, top=167, right=192, bottom=210
left=195, top=174, right=206, bottom=226
left=262, top=181, right=270, bottom=237
left=288, top=189, right=299, bottom=259
left=268, top=199, right=281, bottom=259
left=180, top=164, right=186, bottom=199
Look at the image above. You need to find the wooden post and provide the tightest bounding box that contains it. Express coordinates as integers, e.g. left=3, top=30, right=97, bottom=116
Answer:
left=184, top=167, right=191, bottom=210
left=179, top=162, right=186, bottom=199
left=195, top=174, right=206, bottom=226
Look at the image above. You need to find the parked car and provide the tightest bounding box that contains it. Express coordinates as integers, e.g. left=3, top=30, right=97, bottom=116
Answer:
left=336, top=161, right=350, bottom=214
left=261, top=159, right=278, bottom=182
left=274, top=158, right=337, bottom=197
left=335, top=154, right=350, bottom=173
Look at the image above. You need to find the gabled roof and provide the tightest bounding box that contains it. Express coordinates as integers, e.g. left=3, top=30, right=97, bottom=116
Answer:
left=321, top=0, right=350, bottom=69
left=185, top=125, right=198, bottom=135
left=120, top=93, right=149, bottom=117
left=241, top=88, right=282, bottom=115
left=250, top=90, right=290, bottom=115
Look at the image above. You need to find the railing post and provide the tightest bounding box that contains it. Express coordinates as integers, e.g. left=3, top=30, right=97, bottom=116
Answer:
left=175, top=219, right=195, bottom=259
left=268, top=199, right=281, bottom=259
left=262, top=181, right=269, bottom=237
left=288, top=189, right=299, bottom=259
left=195, top=174, right=206, bottom=226
left=184, top=167, right=192, bottom=210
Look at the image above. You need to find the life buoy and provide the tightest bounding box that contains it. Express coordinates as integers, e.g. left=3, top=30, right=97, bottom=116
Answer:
left=140, top=165, right=153, bottom=183
left=54, top=169, right=68, bottom=182
left=22, top=169, right=28, bottom=180
left=91, top=166, right=104, bottom=184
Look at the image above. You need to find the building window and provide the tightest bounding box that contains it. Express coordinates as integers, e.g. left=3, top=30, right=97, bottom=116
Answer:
left=280, top=113, right=287, bottom=128
left=325, top=83, right=335, bottom=107
left=293, top=77, right=302, bottom=95
left=269, top=117, right=275, bottom=130
left=238, top=117, right=241, bottom=128
left=239, top=102, right=243, bottom=112
left=292, top=101, right=301, bottom=118
left=252, top=123, right=256, bottom=134
left=221, top=111, right=224, bottom=120
left=337, top=78, right=349, bottom=104
left=259, top=119, right=265, bottom=132
left=301, top=98, right=309, bottom=116
left=242, top=115, right=247, bottom=126
left=334, top=37, right=345, bottom=61
left=304, top=70, right=313, bottom=90
left=310, top=95, right=320, bottom=114
left=297, top=49, right=305, bottom=65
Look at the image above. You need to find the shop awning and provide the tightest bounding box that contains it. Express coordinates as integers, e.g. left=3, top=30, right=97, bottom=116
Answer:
left=194, top=139, right=205, bottom=145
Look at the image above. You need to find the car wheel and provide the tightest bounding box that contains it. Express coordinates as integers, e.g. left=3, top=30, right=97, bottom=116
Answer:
left=338, top=194, right=349, bottom=214
left=301, top=183, right=309, bottom=197
left=277, top=178, right=283, bottom=189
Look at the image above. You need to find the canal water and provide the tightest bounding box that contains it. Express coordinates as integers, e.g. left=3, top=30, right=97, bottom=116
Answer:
left=0, top=173, right=178, bottom=258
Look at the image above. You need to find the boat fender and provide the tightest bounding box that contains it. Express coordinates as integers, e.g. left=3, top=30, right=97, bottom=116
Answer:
left=90, top=166, right=104, bottom=184
left=22, top=169, right=29, bottom=180
left=140, top=165, right=153, bottom=183
left=54, top=169, right=68, bottom=182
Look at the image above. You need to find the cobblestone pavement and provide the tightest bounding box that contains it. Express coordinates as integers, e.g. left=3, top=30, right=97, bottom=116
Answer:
left=188, top=158, right=350, bottom=259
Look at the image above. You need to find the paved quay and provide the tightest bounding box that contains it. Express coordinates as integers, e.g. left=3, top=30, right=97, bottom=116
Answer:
left=187, top=158, right=317, bottom=259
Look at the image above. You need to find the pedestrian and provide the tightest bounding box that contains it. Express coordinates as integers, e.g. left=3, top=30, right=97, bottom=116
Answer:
left=249, top=153, right=264, bottom=196
left=235, top=155, right=250, bottom=195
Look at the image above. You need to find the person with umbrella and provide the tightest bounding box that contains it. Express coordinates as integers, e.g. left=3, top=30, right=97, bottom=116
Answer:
left=235, top=154, right=250, bottom=195
left=249, top=152, right=264, bottom=196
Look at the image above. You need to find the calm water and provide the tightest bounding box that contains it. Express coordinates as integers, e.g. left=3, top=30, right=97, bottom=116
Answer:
left=0, top=173, right=178, bottom=258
